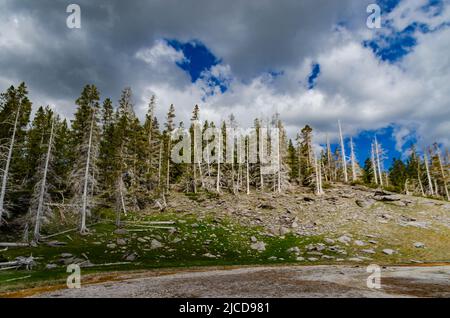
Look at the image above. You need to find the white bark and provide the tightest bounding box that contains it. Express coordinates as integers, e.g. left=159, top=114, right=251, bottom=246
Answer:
left=158, top=142, right=162, bottom=187
left=371, top=143, right=378, bottom=185
left=0, top=103, right=21, bottom=224
left=350, top=137, right=357, bottom=182
left=277, top=130, right=281, bottom=194
left=326, top=134, right=332, bottom=182
left=374, top=137, right=383, bottom=187
left=80, top=112, right=95, bottom=233
left=216, top=132, right=221, bottom=193
left=33, top=119, right=55, bottom=241
left=424, top=152, right=434, bottom=195
left=246, top=137, right=250, bottom=195
left=435, top=146, right=449, bottom=200
left=338, top=120, right=348, bottom=183
left=417, top=161, right=425, bottom=196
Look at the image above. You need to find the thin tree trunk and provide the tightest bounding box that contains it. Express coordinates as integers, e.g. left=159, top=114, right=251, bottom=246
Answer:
left=417, top=162, right=425, bottom=196
left=246, top=137, right=250, bottom=195
left=350, top=137, right=357, bottom=182
left=158, top=142, right=162, bottom=187
left=0, top=103, right=21, bottom=225
left=326, top=134, right=332, bottom=182
left=371, top=143, right=378, bottom=185
left=166, top=138, right=171, bottom=192
left=424, top=152, right=434, bottom=195
left=338, top=120, right=348, bottom=182
left=435, top=146, right=449, bottom=200
left=80, top=112, right=95, bottom=234
left=216, top=132, right=221, bottom=193
left=33, top=119, right=55, bottom=241
left=375, top=137, right=383, bottom=187
left=277, top=130, right=281, bottom=194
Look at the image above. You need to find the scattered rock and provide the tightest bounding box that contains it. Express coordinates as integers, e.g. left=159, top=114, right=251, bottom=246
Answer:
left=123, top=252, right=138, bottom=261
left=361, top=249, right=376, bottom=254
left=296, top=256, right=305, bottom=261
left=203, top=253, right=217, bottom=258
left=307, top=257, right=318, bottom=262
left=150, top=239, right=163, bottom=249
left=324, top=238, right=335, bottom=244
left=355, top=199, right=375, bottom=208
left=46, top=263, right=57, bottom=270
left=354, top=240, right=366, bottom=246
left=250, top=241, right=266, bottom=252
left=250, top=236, right=257, bottom=243
left=60, top=253, right=73, bottom=258
left=348, top=257, right=363, bottom=262
left=338, top=235, right=352, bottom=244
left=114, top=228, right=129, bottom=235
left=137, top=237, right=147, bottom=243
left=287, top=247, right=301, bottom=254
left=106, top=243, right=116, bottom=249
left=413, top=242, right=425, bottom=248
left=382, top=249, right=395, bottom=255
left=116, top=238, right=127, bottom=246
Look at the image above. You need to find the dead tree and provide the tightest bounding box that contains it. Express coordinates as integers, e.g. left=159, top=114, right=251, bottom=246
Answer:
left=31, top=119, right=56, bottom=241
left=0, top=103, right=21, bottom=225
left=434, top=144, right=449, bottom=200
left=371, top=143, right=378, bottom=185
left=374, top=137, right=383, bottom=187
left=423, top=151, right=434, bottom=195
left=338, top=120, right=348, bottom=182
left=349, top=137, right=357, bottom=182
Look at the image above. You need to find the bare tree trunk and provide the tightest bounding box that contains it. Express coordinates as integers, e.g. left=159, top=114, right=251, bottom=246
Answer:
left=80, top=112, right=95, bottom=234
left=338, top=120, right=348, bottom=183
left=375, top=137, right=383, bottom=187
left=158, top=142, right=162, bottom=187
left=33, top=119, right=55, bottom=241
left=206, top=143, right=211, bottom=177
left=424, top=152, right=434, bottom=195
left=371, top=143, right=378, bottom=185
left=417, top=161, right=425, bottom=196
left=350, top=137, right=357, bottom=182
left=216, top=133, right=221, bottom=193
left=0, top=104, right=21, bottom=225
left=435, top=146, right=449, bottom=200
left=277, top=131, right=281, bottom=194
left=166, top=138, right=171, bottom=192
left=246, top=137, right=250, bottom=195
left=326, top=134, right=332, bottom=182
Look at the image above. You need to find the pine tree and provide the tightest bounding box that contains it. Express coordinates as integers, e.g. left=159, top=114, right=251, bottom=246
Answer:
left=70, top=85, right=101, bottom=233
left=0, top=83, right=32, bottom=225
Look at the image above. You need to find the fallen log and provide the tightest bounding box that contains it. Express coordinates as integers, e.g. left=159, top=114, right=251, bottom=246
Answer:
left=0, top=242, right=29, bottom=247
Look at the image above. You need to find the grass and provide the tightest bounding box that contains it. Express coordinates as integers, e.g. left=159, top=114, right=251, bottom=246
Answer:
left=1, top=190, right=449, bottom=295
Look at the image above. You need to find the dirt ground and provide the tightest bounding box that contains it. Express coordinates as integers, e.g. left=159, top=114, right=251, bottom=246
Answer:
left=33, top=265, right=450, bottom=298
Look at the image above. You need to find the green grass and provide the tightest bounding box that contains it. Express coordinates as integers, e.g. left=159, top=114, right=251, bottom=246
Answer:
left=0, top=210, right=330, bottom=294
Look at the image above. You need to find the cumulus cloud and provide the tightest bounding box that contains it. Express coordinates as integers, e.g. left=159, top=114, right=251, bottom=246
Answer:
left=0, top=0, right=449, bottom=155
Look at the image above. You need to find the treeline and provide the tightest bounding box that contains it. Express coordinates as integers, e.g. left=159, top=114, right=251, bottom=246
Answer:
left=0, top=83, right=448, bottom=241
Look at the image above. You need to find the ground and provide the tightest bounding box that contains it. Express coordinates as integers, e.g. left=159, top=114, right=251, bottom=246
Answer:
left=0, top=183, right=449, bottom=297
left=32, top=265, right=450, bottom=298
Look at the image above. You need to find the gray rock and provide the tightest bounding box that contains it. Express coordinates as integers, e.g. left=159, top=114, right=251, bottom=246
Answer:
left=361, top=249, right=376, bottom=254
left=355, top=199, right=375, bottom=208
left=348, top=257, right=363, bottom=262
left=203, top=253, right=216, bottom=258
left=250, top=236, right=257, bottom=243
left=382, top=249, right=395, bottom=255
left=307, top=257, right=319, bottom=262
left=137, top=237, right=147, bottom=243
left=354, top=240, right=366, bottom=246
left=151, top=239, right=163, bottom=249
left=250, top=241, right=266, bottom=252
left=116, top=238, right=127, bottom=246
left=114, top=228, right=129, bottom=235
left=124, top=252, right=138, bottom=261
left=287, top=247, right=301, bottom=254
left=324, top=238, right=335, bottom=244
left=107, top=243, right=117, bottom=249
left=46, top=263, right=57, bottom=270
left=413, top=242, right=425, bottom=248
left=338, top=235, right=352, bottom=244
left=60, top=253, right=73, bottom=258
left=296, top=256, right=305, bottom=261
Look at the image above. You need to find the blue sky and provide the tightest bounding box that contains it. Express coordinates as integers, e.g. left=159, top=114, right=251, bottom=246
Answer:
left=1, top=0, right=449, bottom=170
left=164, top=4, right=434, bottom=168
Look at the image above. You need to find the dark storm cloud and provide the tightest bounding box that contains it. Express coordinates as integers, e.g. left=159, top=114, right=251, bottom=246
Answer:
left=0, top=0, right=372, bottom=113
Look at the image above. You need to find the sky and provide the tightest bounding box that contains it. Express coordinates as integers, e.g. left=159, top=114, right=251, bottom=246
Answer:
left=0, top=0, right=449, bottom=168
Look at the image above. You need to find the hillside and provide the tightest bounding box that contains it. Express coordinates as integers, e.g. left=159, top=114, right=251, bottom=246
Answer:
left=1, top=183, right=449, bottom=295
